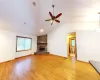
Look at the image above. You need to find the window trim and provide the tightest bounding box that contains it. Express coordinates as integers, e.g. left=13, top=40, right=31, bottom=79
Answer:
left=16, top=36, right=32, bottom=52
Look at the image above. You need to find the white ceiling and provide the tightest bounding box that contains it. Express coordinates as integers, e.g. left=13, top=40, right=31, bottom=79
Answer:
left=0, top=0, right=37, bottom=35
left=0, top=0, right=100, bottom=35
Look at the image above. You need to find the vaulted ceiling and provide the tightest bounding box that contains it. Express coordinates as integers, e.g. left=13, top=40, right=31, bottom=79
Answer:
left=37, top=0, right=100, bottom=35
left=0, top=0, right=100, bottom=35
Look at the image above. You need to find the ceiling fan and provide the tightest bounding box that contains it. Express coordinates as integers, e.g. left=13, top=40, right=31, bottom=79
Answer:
left=45, top=5, right=62, bottom=25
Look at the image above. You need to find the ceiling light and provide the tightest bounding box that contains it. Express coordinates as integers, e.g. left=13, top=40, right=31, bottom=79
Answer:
left=40, top=29, right=44, bottom=33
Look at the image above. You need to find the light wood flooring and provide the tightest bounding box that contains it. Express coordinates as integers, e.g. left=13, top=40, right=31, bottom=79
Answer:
left=0, top=54, right=100, bottom=80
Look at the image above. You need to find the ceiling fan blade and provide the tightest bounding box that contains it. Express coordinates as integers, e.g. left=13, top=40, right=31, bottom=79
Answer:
left=49, top=12, right=53, bottom=18
left=55, top=20, right=60, bottom=23
left=55, top=13, right=62, bottom=18
left=45, top=19, right=52, bottom=21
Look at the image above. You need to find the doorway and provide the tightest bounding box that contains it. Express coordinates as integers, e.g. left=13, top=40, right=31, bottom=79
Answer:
left=67, top=32, right=77, bottom=58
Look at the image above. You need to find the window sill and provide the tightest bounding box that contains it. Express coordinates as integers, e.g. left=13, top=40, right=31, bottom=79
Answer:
left=16, top=49, right=31, bottom=52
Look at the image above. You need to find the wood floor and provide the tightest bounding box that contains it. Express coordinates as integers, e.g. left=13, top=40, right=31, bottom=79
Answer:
left=0, top=54, right=100, bottom=80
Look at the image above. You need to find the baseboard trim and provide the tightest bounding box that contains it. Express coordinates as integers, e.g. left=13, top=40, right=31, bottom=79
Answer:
left=77, top=60, right=89, bottom=64
left=0, top=59, right=14, bottom=64
left=15, top=54, right=33, bottom=59
left=49, top=53, right=67, bottom=59
left=0, top=54, right=33, bottom=64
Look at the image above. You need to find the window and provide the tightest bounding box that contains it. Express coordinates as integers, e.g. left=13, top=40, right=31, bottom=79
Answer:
left=71, top=39, right=75, bottom=46
left=16, top=36, right=32, bottom=52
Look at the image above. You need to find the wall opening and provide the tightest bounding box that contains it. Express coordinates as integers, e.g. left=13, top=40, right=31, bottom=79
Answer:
left=67, top=32, right=77, bottom=59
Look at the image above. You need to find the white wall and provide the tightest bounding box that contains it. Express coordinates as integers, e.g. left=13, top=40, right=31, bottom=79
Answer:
left=0, top=30, right=37, bottom=63
left=48, top=28, right=100, bottom=62
left=48, top=24, right=74, bottom=57
left=76, top=31, right=100, bottom=62
left=0, top=30, right=15, bottom=62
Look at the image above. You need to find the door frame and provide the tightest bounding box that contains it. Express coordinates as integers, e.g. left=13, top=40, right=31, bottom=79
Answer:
left=67, top=32, right=77, bottom=59
left=69, top=37, right=76, bottom=55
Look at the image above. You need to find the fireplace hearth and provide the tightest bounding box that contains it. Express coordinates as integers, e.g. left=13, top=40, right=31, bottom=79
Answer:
left=34, top=35, right=49, bottom=54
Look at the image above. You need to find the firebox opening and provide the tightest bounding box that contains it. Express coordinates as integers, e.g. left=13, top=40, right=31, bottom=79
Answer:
left=39, top=47, right=45, bottom=51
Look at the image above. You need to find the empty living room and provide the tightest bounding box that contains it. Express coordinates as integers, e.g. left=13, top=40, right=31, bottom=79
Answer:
left=0, top=0, right=100, bottom=80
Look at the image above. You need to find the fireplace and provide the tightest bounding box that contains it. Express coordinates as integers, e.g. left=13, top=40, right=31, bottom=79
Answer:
left=39, top=47, right=45, bottom=51
left=34, top=35, right=49, bottom=54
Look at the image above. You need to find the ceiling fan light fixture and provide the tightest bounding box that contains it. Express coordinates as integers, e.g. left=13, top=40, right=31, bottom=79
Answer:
left=50, top=20, right=53, bottom=23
